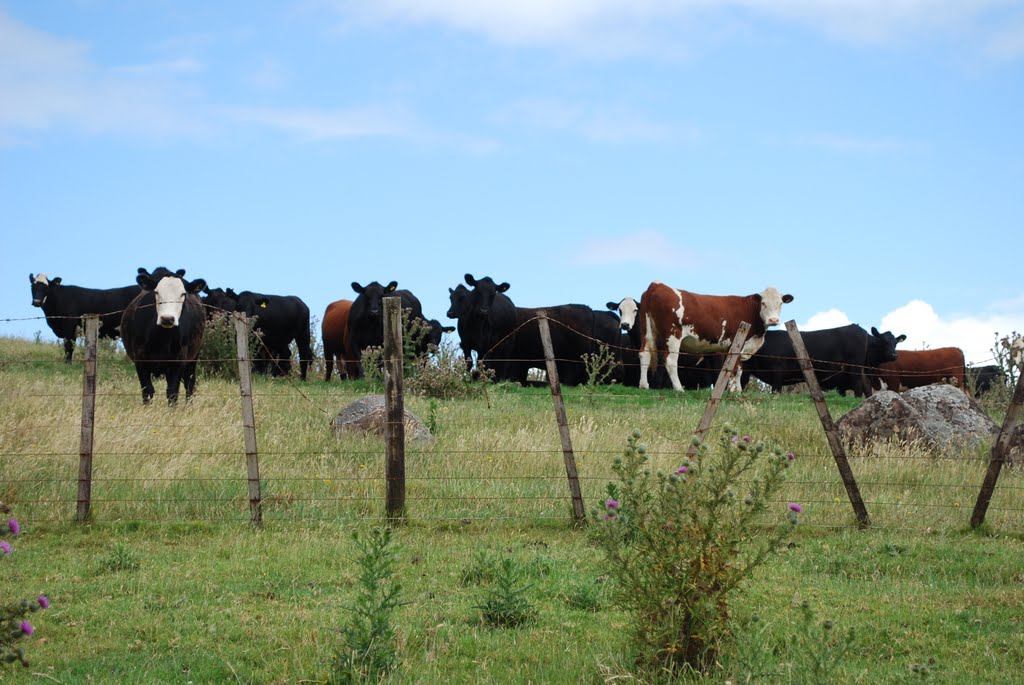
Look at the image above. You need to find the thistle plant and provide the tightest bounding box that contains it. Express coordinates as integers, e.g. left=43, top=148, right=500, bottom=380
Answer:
left=475, top=557, right=535, bottom=628
left=331, top=527, right=403, bottom=685
left=1, top=502, right=50, bottom=668
left=590, top=428, right=799, bottom=677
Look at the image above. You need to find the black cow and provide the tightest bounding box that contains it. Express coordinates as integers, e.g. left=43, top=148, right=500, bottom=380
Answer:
left=200, top=286, right=238, bottom=318
left=120, top=267, right=206, bottom=405
left=29, top=273, right=141, bottom=363
left=347, top=281, right=426, bottom=377
left=967, top=365, right=1004, bottom=397
left=426, top=319, right=456, bottom=349
left=447, top=284, right=475, bottom=372
left=455, top=274, right=610, bottom=386
left=232, top=291, right=314, bottom=381
left=742, top=325, right=905, bottom=397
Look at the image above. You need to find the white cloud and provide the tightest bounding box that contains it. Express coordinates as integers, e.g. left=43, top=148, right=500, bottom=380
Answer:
left=880, top=299, right=1024, bottom=365
left=222, top=104, right=424, bottom=141
left=801, top=298, right=1024, bottom=365
left=500, top=99, right=697, bottom=143
left=329, top=0, right=1022, bottom=55
left=573, top=230, right=699, bottom=268
left=801, top=308, right=852, bottom=330
left=0, top=11, right=209, bottom=140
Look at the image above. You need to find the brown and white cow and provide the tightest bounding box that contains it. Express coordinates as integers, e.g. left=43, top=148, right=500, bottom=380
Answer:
left=637, top=282, right=793, bottom=391
left=873, top=347, right=966, bottom=392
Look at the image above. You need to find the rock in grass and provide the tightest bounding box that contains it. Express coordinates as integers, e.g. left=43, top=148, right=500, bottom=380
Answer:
left=837, top=384, right=1015, bottom=458
left=331, top=394, right=433, bottom=443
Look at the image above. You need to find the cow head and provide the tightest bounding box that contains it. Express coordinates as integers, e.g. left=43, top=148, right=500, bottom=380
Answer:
left=464, top=274, right=510, bottom=317
left=427, top=319, right=456, bottom=347
left=137, top=267, right=206, bottom=329
left=352, top=281, right=398, bottom=318
left=447, top=285, right=471, bottom=319
left=757, top=287, right=794, bottom=327
left=233, top=292, right=271, bottom=318
left=29, top=273, right=60, bottom=307
left=201, top=286, right=238, bottom=316
left=607, top=297, right=638, bottom=331
left=868, top=326, right=907, bottom=365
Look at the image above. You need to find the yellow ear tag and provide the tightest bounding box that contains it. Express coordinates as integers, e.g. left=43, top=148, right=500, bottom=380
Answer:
left=261, top=302, right=267, bottom=308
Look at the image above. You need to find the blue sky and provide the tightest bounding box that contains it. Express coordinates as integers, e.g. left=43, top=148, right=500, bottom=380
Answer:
left=2, top=1, right=1023, bottom=365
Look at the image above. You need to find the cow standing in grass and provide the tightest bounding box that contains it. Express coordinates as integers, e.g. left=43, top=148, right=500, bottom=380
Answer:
left=638, top=282, right=793, bottom=391
left=873, top=347, right=967, bottom=392
left=121, top=268, right=206, bottom=405
left=29, top=273, right=140, bottom=363
left=322, top=299, right=357, bottom=381
left=232, top=291, right=314, bottom=381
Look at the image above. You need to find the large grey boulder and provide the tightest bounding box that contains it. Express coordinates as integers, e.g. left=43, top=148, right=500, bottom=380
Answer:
left=837, top=384, right=999, bottom=454
left=331, top=394, right=433, bottom=443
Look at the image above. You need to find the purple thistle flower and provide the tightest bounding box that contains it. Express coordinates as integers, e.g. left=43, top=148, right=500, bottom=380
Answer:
left=7, top=518, right=20, bottom=536
left=675, top=465, right=688, bottom=474
left=789, top=503, right=803, bottom=513
left=38, top=595, right=50, bottom=610
left=787, top=452, right=796, bottom=461
left=742, top=436, right=751, bottom=443
left=0, top=540, right=11, bottom=555
left=606, top=499, right=619, bottom=509
left=20, top=621, right=33, bottom=636
left=730, top=435, right=739, bottom=443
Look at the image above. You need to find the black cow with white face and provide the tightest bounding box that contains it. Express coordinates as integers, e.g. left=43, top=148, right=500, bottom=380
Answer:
left=232, top=291, right=314, bottom=381
left=347, top=281, right=426, bottom=377
left=29, top=273, right=141, bottom=363
left=743, top=324, right=905, bottom=396
left=120, top=267, right=206, bottom=405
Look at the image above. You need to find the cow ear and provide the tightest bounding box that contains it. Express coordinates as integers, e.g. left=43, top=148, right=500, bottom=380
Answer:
left=202, top=284, right=211, bottom=294
left=50, top=277, right=61, bottom=286
left=136, top=274, right=155, bottom=290
left=351, top=282, right=364, bottom=294
left=175, top=269, right=187, bottom=278
left=465, top=273, right=476, bottom=286
left=449, top=287, right=455, bottom=294
left=187, top=278, right=207, bottom=294
left=226, top=288, right=236, bottom=297
left=28, top=273, right=34, bottom=284
left=258, top=298, right=270, bottom=309
left=443, top=325, right=456, bottom=333
left=896, top=334, right=907, bottom=343
left=871, top=326, right=880, bottom=336
left=498, top=282, right=510, bottom=292
left=607, top=301, right=619, bottom=311
left=386, top=281, right=398, bottom=292
left=782, top=294, right=794, bottom=303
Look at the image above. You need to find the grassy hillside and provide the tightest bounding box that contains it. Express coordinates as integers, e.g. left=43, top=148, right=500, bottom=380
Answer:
left=2, top=335, right=1023, bottom=683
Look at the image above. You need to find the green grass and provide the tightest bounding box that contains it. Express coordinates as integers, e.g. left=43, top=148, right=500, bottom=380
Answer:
left=2, top=335, right=1024, bottom=683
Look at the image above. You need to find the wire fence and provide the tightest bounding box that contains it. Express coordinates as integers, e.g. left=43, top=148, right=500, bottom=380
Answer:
left=2, top=310, right=1022, bottom=534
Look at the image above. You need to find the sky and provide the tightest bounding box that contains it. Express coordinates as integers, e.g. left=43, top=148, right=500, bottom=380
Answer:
left=2, top=1, right=1023, bottom=366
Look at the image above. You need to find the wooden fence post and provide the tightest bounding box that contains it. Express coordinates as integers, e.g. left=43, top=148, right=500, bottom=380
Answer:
left=537, top=314, right=586, bottom=526
left=970, top=369, right=1024, bottom=528
left=383, top=296, right=406, bottom=523
left=235, top=314, right=262, bottom=527
left=785, top=320, right=870, bottom=527
left=685, top=322, right=751, bottom=459
left=76, top=315, right=99, bottom=523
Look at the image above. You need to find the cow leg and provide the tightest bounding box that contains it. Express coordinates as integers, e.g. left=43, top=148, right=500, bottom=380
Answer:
left=135, top=364, right=155, bottom=404
left=166, top=366, right=183, bottom=405
left=665, top=337, right=683, bottom=391
left=298, top=337, right=313, bottom=382
left=63, top=337, right=75, bottom=364
left=325, top=354, right=334, bottom=382
left=638, top=344, right=652, bottom=389
left=727, top=364, right=743, bottom=393
left=183, top=362, right=199, bottom=402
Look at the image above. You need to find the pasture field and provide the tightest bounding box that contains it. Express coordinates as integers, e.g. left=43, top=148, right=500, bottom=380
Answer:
left=2, top=336, right=1023, bottom=684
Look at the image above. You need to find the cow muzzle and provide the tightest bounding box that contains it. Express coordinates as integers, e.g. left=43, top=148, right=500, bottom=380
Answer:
left=159, top=315, right=177, bottom=328
left=32, top=298, right=44, bottom=307
left=767, top=318, right=780, bottom=326
left=620, top=323, right=631, bottom=332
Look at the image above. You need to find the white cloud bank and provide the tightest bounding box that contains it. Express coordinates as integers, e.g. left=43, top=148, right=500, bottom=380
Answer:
left=802, top=298, right=1024, bottom=365
left=333, top=0, right=1024, bottom=56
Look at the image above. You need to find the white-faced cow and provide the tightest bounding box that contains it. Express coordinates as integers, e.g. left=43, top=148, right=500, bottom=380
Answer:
left=120, top=268, right=206, bottom=405
left=638, top=282, right=794, bottom=391
left=232, top=291, right=314, bottom=381
left=742, top=325, right=905, bottom=397
left=29, top=273, right=141, bottom=363
left=1012, top=337, right=1024, bottom=369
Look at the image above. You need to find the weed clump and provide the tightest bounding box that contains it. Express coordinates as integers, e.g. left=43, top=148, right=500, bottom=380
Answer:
left=590, top=428, right=799, bottom=677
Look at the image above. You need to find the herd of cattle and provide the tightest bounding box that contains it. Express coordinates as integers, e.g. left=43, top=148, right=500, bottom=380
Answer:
left=28, top=270, right=1024, bottom=405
